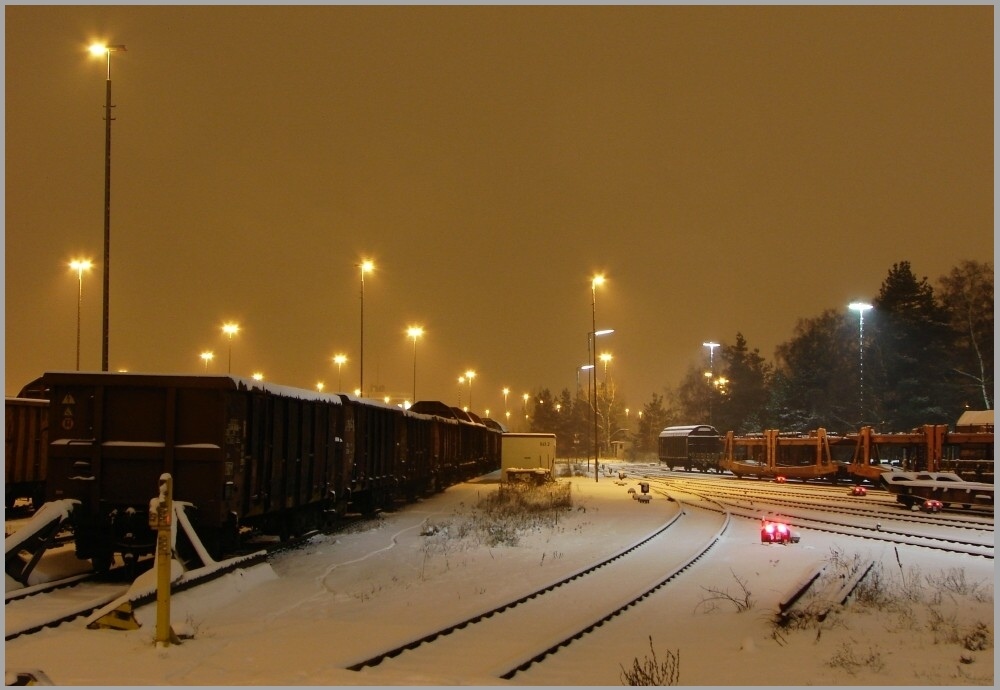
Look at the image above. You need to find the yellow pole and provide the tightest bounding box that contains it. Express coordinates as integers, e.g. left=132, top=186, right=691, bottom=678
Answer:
left=152, top=474, right=175, bottom=647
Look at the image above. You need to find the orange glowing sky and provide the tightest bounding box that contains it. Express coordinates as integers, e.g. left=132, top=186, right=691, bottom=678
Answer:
left=4, top=5, right=993, bottom=416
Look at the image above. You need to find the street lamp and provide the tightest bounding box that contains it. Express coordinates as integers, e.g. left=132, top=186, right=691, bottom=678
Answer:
left=222, top=322, right=239, bottom=374
left=200, top=351, right=214, bottom=372
left=703, top=341, right=720, bottom=426
left=599, top=352, right=613, bottom=384
left=502, top=387, right=510, bottom=417
left=703, top=342, right=720, bottom=373
left=848, top=301, right=873, bottom=423
left=407, top=326, right=424, bottom=402
left=69, top=259, right=93, bottom=370
left=590, top=274, right=606, bottom=483
left=89, top=42, right=125, bottom=372
left=333, top=354, right=347, bottom=391
left=358, top=259, right=374, bottom=397
left=464, top=370, right=476, bottom=412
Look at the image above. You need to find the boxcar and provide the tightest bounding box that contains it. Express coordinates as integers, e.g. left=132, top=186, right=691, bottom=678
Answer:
left=657, top=424, right=724, bottom=472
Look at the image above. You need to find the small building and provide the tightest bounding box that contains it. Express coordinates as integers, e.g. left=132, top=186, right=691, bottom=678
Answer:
left=956, top=410, right=994, bottom=433
left=501, top=433, right=556, bottom=481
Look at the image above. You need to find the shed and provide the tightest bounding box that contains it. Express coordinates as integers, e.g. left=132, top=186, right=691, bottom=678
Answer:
left=956, top=410, right=994, bottom=433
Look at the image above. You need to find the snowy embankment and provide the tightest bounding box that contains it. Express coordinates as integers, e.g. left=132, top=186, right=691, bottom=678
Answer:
left=4, top=472, right=994, bottom=686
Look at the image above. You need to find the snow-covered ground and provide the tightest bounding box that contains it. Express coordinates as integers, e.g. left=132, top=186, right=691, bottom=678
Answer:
left=5, top=471, right=994, bottom=686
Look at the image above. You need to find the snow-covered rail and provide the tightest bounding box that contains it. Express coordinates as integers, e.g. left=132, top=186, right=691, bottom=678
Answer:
left=345, top=498, right=728, bottom=679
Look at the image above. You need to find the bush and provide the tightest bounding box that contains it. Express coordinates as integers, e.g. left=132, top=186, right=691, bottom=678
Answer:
left=619, top=636, right=680, bottom=686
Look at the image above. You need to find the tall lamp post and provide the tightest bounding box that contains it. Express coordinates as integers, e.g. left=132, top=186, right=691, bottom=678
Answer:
left=407, top=326, right=423, bottom=402
left=89, top=42, right=125, bottom=372
left=333, top=354, right=347, bottom=391
left=464, top=370, right=476, bottom=413
left=200, top=351, right=214, bottom=372
left=703, top=341, right=720, bottom=425
left=69, top=259, right=93, bottom=370
left=222, top=322, right=239, bottom=374
left=358, top=259, right=374, bottom=397
left=590, top=274, right=605, bottom=483
left=848, top=302, right=873, bottom=423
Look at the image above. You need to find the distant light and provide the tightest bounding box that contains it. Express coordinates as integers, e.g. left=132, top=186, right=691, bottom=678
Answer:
left=316, top=382, right=324, bottom=391
left=407, top=325, right=424, bottom=339
left=595, top=329, right=614, bottom=337
left=848, top=302, right=873, bottom=313
left=252, top=372, right=264, bottom=381
left=88, top=43, right=125, bottom=56
left=222, top=322, right=240, bottom=337
left=580, top=364, right=595, bottom=371
left=333, top=354, right=347, bottom=366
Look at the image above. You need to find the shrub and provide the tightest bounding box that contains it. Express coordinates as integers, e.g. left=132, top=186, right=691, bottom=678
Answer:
left=619, top=636, right=680, bottom=686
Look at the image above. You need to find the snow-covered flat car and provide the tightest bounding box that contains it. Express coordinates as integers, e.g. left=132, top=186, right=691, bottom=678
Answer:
left=850, top=485, right=867, bottom=496
left=921, top=498, right=944, bottom=513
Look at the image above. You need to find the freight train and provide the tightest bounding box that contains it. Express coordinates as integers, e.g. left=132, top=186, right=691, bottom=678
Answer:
left=11, top=371, right=502, bottom=574
left=657, top=423, right=993, bottom=493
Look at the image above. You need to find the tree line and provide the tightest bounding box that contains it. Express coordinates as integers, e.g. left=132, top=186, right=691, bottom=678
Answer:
left=524, top=259, right=993, bottom=459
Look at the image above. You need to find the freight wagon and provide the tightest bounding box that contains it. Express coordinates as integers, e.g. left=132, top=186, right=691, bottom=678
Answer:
left=33, top=371, right=501, bottom=572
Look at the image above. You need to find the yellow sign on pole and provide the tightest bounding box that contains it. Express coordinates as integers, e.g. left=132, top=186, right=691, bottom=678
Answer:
left=150, top=473, right=180, bottom=647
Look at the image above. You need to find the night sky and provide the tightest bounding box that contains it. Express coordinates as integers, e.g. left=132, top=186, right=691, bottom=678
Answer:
left=4, top=5, right=994, bottom=421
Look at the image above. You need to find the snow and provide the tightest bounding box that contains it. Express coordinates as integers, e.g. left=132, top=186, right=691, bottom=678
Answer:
left=4, top=471, right=994, bottom=686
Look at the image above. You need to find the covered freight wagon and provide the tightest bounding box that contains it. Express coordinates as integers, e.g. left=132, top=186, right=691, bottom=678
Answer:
left=658, top=425, right=724, bottom=472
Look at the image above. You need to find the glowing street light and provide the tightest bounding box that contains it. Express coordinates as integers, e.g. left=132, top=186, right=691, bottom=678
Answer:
left=848, top=301, right=873, bottom=423
left=88, top=42, right=126, bottom=372
left=502, top=387, right=510, bottom=417
left=599, top=352, right=613, bottom=384
left=703, top=341, right=720, bottom=373
left=332, top=354, right=347, bottom=391
left=589, top=273, right=610, bottom=482
left=69, top=259, right=93, bottom=370
left=407, top=326, right=424, bottom=402
left=252, top=372, right=264, bottom=381
left=464, top=370, right=476, bottom=412
left=222, top=322, right=239, bottom=374
left=358, top=259, right=374, bottom=397
left=199, top=351, right=214, bottom=372
left=703, top=341, right=721, bottom=425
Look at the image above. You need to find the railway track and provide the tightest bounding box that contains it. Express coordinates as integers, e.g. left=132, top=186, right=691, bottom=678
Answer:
left=632, top=472, right=994, bottom=560
left=4, top=526, right=318, bottom=642
left=345, top=498, right=729, bottom=680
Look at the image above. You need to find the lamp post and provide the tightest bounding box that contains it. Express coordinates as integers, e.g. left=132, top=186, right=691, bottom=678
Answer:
left=590, top=274, right=605, bottom=483
left=200, top=351, right=214, bottom=372
left=407, top=326, right=423, bottom=402
left=333, top=354, right=347, bottom=391
left=464, top=370, right=476, bottom=413
left=703, top=341, right=720, bottom=425
left=69, top=259, right=93, bottom=370
left=502, top=387, right=510, bottom=418
left=599, top=352, right=613, bottom=385
left=358, top=259, right=374, bottom=397
left=89, top=42, right=125, bottom=372
left=222, top=322, right=239, bottom=374
left=848, top=302, right=873, bottom=423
